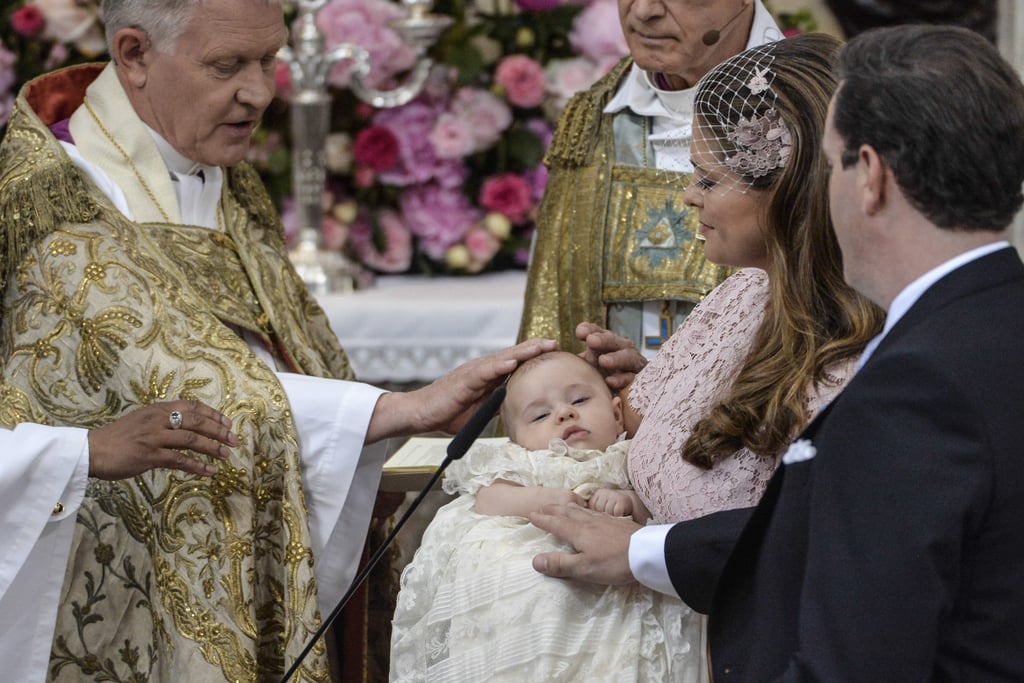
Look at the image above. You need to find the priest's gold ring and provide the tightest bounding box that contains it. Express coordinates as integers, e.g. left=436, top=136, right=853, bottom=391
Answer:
left=169, top=410, right=183, bottom=430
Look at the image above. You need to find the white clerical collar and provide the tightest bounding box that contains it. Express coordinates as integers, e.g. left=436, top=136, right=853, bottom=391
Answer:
left=144, top=124, right=214, bottom=179
left=143, top=124, right=224, bottom=230
left=603, top=0, right=782, bottom=121
left=856, top=241, right=1012, bottom=370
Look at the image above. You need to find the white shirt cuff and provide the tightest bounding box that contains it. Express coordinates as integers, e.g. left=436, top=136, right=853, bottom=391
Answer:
left=628, top=523, right=680, bottom=598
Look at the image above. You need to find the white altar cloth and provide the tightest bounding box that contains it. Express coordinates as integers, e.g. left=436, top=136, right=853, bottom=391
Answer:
left=315, top=271, right=527, bottom=385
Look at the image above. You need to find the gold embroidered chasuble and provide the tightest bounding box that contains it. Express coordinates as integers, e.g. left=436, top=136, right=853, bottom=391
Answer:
left=518, top=59, right=732, bottom=352
left=0, top=64, right=353, bottom=682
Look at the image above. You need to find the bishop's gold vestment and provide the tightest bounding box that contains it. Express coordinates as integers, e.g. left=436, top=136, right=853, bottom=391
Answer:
left=0, top=64, right=352, bottom=682
left=518, top=59, right=732, bottom=353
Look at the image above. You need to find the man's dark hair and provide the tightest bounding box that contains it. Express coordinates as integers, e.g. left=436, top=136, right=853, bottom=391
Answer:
left=834, top=24, right=1024, bottom=232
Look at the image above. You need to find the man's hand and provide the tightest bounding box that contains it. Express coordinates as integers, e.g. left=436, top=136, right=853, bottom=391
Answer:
left=88, top=400, right=237, bottom=480
left=366, top=337, right=557, bottom=442
left=530, top=502, right=641, bottom=586
left=576, top=322, right=646, bottom=391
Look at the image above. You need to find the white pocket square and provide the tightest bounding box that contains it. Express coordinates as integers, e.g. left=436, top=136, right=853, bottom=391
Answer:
left=782, top=439, right=817, bottom=465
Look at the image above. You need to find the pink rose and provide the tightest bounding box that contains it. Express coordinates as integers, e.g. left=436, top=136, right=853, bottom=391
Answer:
left=480, top=173, right=533, bottom=224
left=353, top=125, right=400, bottom=172
left=494, top=55, right=546, bottom=109
left=464, top=225, right=501, bottom=266
left=11, top=6, right=46, bottom=38
left=350, top=209, right=414, bottom=273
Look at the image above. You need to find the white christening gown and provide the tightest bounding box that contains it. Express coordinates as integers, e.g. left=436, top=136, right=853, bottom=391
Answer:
left=389, top=438, right=705, bottom=682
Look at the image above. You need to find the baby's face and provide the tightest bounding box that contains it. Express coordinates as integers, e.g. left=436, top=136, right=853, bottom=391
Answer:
left=504, top=353, right=623, bottom=451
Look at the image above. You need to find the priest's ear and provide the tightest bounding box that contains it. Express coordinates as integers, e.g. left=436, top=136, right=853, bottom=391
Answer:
left=110, top=28, right=155, bottom=88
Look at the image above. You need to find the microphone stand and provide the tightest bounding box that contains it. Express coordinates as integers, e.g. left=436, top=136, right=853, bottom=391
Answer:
left=278, top=385, right=507, bottom=683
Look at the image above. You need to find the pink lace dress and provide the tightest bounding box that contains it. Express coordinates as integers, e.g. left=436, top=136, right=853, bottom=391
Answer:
left=628, top=268, right=855, bottom=523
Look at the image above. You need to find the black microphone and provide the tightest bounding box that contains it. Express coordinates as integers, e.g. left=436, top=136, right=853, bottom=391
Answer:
left=278, top=383, right=507, bottom=683
left=702, top=4, right=749, bottom=46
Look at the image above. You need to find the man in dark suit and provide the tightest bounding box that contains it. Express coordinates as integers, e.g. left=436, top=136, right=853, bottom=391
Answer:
left=531, top=24, right=1024, bottom=681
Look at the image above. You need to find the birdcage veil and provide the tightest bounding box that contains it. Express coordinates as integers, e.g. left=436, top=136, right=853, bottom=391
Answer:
left=691, top=41, right=792, bottom=196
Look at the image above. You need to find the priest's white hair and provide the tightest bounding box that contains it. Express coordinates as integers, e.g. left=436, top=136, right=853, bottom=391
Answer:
left=102, top=0, right=287, bottom=53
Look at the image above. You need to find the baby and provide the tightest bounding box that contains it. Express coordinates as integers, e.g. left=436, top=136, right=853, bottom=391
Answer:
left=475, top=350, right=649, bottom=522
left=390, top=352, right=695, bottom=682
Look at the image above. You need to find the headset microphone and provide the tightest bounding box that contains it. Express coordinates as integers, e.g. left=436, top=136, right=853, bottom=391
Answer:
left=702, top=4, right=749, bottom=47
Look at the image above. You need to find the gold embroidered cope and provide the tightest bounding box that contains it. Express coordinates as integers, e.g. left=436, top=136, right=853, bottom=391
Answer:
left=0, top=64, right=354, bottom=682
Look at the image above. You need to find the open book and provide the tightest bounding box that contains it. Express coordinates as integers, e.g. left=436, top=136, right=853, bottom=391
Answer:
left=381, top=436, right=509, bottom=492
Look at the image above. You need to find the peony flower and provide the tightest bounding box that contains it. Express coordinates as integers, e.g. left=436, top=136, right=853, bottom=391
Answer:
left=36, top=0, right=106, bottom=55
left=494, top=55, right=546, bottom=109
left=350, top=209, right=414, bottom=273
left=317, top=0, right=417, bottom=90
left=450, top=88, right=512, bottom=152
left=11, top=6, right=46, bottom=38
left=400, top=184, right=482, bottom=260
left=429, top=113, right=476, bottom=160
left=376, top=102, right=467, bottom=188
left=569, top=0, right=629, bottom=65
left=353, top=125, right=400, bottom=173
left=480, top=173, right=533, bottom=224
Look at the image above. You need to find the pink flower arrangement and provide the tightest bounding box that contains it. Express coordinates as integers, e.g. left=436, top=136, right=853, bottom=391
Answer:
left=248, top=0, right=632, bottom=277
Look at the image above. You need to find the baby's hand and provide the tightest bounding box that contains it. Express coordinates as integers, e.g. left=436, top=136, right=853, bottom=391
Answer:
left=542, top=488, right=586, bottom=509
left=588, top=488, right=636, bottom=517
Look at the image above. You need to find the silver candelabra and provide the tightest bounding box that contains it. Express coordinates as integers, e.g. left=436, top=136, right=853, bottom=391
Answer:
left=279, top=0, right=453, bottom=294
